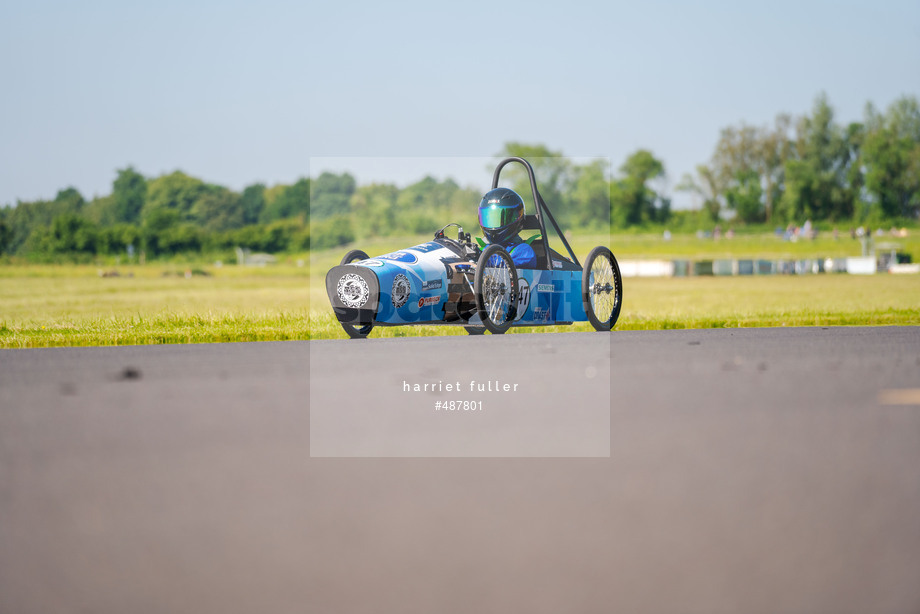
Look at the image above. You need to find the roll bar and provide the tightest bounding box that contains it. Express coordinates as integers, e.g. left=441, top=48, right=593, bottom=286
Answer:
left=491, top=157, right=580, bottom=269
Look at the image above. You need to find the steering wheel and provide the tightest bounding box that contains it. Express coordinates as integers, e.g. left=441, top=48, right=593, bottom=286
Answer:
left=435, top=223, right=479, bottom=259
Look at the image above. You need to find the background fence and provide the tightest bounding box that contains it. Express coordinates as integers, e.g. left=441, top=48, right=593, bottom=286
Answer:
left=619, top=256, right=920, bottom=277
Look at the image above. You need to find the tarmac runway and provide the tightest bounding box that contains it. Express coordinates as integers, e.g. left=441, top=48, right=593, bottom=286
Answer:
left=1, top=327, right=919, bottom=613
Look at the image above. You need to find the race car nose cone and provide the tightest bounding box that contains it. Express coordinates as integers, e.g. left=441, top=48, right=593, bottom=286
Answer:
left=326, top=265, right=380, bottom=324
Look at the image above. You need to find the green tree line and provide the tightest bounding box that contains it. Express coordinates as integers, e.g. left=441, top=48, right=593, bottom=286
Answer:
left=678, top=93, right=920, bottom=225
left=2, top=93, right=917, bottom=262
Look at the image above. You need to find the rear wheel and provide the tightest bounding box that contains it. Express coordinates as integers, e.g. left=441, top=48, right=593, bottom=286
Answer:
left=582, top=246, right=621, bottom=331
left=474, top=245, right=518, bottom=334
left=339, top=250, right=374, bottom=339
left=464, top=327, right=485, bottom=335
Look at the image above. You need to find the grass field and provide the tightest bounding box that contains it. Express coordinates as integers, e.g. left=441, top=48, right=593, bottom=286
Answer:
left=316, top=229, right=920, bottom=261
left=1, top=232, right=917, bottom=348
left=611, top=229, right=920, bottom=262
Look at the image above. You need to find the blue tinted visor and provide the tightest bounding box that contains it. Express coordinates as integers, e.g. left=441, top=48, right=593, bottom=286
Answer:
left=479, top=205, right=519, bottom=229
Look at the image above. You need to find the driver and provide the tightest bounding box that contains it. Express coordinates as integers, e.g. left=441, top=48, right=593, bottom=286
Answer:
left=477, top=188, right=537, bottom=268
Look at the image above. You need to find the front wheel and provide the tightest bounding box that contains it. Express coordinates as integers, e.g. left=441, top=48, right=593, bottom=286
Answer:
left=339, top=249, right=374, bottom=339
left=582, top=246, right=622, bottom=331
left=474, top=245, right=519, bottom=334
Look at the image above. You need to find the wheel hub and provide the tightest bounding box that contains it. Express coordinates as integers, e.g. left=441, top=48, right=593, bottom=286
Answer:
left=485, top=277, right=507, bottom=301
left=593, top=282, right=613, bottom=295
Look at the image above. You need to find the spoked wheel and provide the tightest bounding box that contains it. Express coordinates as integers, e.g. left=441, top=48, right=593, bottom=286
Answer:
left=339, top=249, right=374, bottom=339
left=582, top=246, right=622, bottom=331
left=473, top=245, right=519, bottom=334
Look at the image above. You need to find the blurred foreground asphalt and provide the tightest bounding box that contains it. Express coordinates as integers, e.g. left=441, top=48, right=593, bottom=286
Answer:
left=1, top=327, right=919, bottom=613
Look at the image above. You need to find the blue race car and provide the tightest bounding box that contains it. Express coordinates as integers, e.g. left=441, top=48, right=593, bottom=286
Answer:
left=325, top=157, right=622, bottom=338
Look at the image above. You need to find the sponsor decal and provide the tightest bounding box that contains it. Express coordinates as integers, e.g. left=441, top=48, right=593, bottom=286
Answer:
left=391, top=274, right=410, bottom=308
left=408, top=242, right=443, bottom=254
left=536, top=283, right=555, bottom=293
left=380, top=251, right=418, bottom=264
left=337, top=273, right=369, bottom=308
left=552, top=260, right=563, bottom=269
left=532, top=306, right=550, bottom=322
left=418, top=295, right=441, bottom=308
left=360, top=259, right=384, bottom=267
left=421, top=279, right=442, bottom=291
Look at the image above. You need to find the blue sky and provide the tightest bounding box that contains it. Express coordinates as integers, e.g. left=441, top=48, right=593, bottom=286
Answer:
left=1, top=0, right=917, bottom=209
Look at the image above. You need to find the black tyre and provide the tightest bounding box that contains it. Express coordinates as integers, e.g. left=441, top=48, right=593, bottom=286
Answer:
left=582, top=246, right=622, bottom=331
left=341, top=249, right=369, bottom=265
left=464, top=327, right=486, bottom=335
left=473, top=245, right=518, bottom=334
left=339, top=249, right=374, bottom=339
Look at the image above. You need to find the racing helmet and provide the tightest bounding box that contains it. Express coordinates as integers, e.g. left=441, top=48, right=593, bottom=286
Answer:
left=478, top=187, right=525, bottom=244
